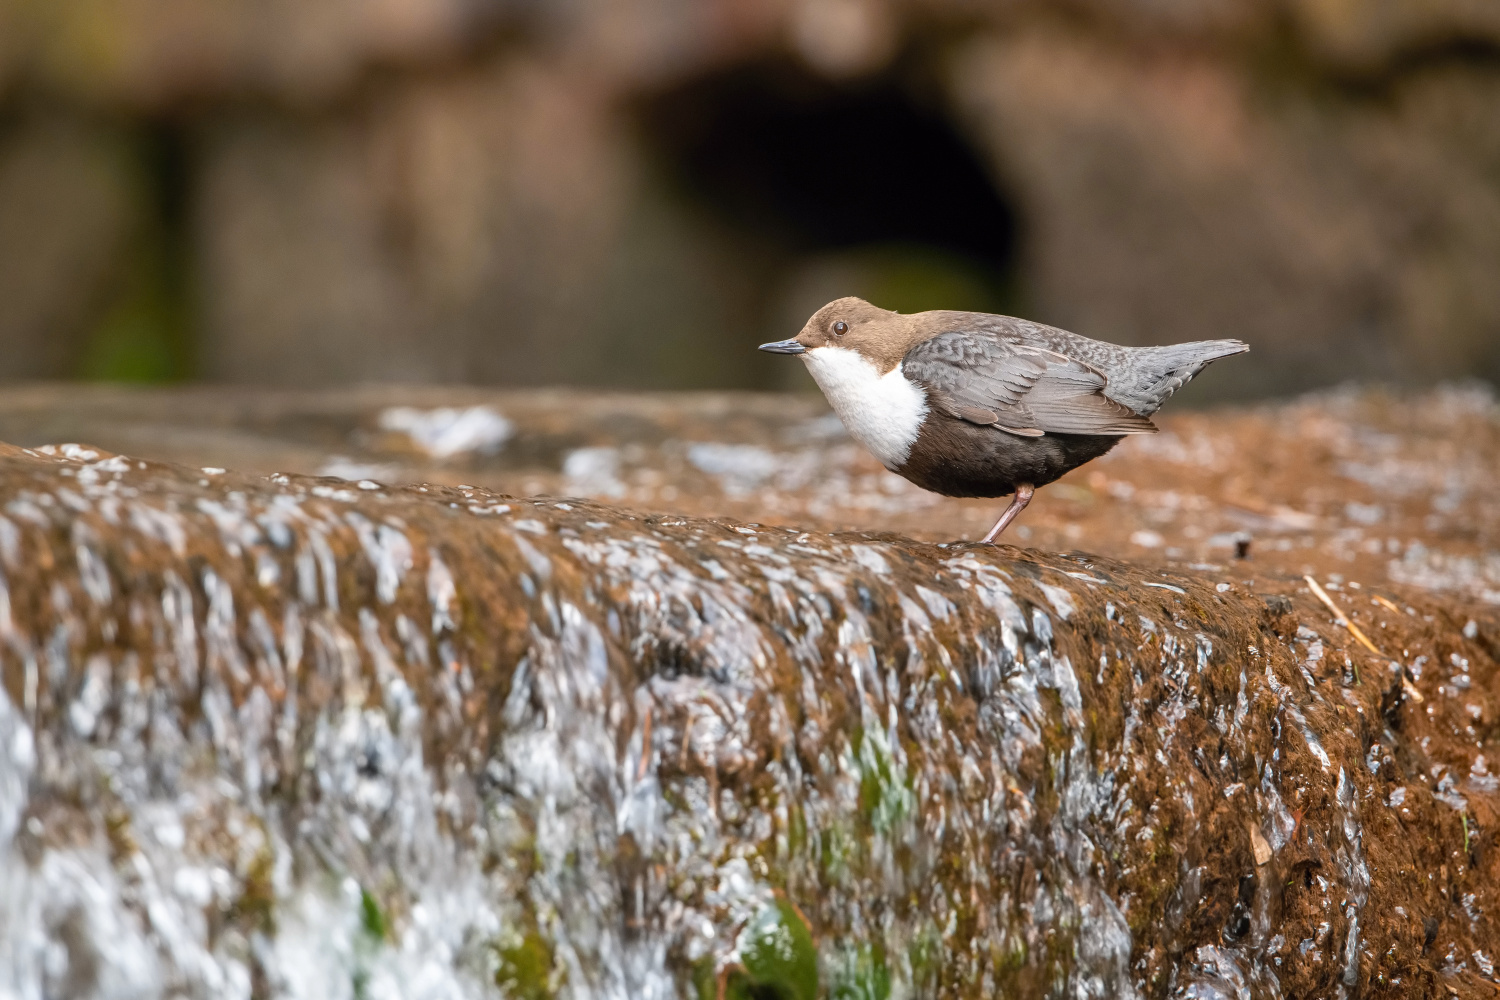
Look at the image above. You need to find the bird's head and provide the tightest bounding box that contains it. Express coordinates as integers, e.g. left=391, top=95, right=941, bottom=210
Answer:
left=758, top=297, right=917, bottom=374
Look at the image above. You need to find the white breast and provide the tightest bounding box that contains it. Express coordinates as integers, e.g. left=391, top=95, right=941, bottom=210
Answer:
left=801, top=346, right=928, bottom=469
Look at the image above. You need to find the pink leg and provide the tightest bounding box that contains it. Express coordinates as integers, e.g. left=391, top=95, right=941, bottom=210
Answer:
left=980, top=483, right=1035, bottom=543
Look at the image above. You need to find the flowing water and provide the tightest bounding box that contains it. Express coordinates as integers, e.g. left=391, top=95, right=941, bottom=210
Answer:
left=0, top=442, right=1494, bottom=999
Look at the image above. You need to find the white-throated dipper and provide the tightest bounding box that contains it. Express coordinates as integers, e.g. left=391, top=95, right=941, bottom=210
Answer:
left=759, top=297, right=1248, bottom=542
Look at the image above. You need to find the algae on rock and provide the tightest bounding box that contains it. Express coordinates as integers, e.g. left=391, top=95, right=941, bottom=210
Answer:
left=0, top=441, right=1494, bottom=999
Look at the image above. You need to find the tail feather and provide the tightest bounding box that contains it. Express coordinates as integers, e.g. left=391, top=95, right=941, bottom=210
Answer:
left=1112, top=339, right=1249, bottom=414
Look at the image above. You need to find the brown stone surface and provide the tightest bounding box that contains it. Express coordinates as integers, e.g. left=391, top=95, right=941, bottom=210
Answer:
left=949, top=27, right=1500, bottom=397
left=0, top=118, right=138, bottom=378
left=0, top=382, right=1493, bottom=605
left=0, top=384, right=1495, bottom=996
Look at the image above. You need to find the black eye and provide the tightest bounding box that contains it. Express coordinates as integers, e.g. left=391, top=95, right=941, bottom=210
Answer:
left=833, top=321, right=848, bottom=336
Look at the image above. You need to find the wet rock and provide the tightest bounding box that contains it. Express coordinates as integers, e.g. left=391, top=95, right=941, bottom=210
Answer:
left=1262, top=595, right=1295, bottom=617
left=0, top=435, right=1494, bottom=998
left=948, top=28, right=1500, bottom=397
left=0, top=116, right=138, bottom=378
left=3, top=1, right=1500, bottom=390
left=0, top=382, right=1494, bottom=606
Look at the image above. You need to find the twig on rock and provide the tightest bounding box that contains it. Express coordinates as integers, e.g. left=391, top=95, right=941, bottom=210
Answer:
left=1304, top=575, right=1423, bottom=703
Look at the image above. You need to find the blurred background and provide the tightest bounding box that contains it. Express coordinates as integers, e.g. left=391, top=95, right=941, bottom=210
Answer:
left=1, top=0, right=1498, bottom=400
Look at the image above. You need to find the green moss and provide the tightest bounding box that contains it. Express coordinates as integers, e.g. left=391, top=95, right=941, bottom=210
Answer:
left=906, top=924, right=942, bottom=989
left=360, top=888, right=388, bottom=942
left=830, top=943, right=891, bottom=1000
left=495, top=930, right=557, bottom=1000
left=691, top=956, right=719, bottom=1000
left=856, top=729, right=914, bottom=834
left=349, top=885, right=392, bottom=999
left=230, top=846, right=277, bottom=934
left=728, top=900, right=818, bottom=1000
left=786, top=804, right=808, bottom=858
left=79, top=273, right=188, bottom=381
left=818, top=822, right=856, bottom=885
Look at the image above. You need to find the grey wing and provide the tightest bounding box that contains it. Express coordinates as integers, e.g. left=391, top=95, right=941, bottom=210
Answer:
left=903, top=331, right=1157, bottom=437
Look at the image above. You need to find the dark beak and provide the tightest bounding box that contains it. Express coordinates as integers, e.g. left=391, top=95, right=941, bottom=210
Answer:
left=758, top=338, right=806, bottom=355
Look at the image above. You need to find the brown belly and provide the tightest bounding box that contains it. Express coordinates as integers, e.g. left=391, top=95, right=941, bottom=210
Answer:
left=894, top=414, right=1122, bottom=498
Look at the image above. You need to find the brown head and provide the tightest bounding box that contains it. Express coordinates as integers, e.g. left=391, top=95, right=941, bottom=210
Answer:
left=758, top=297, right=924, bottom=374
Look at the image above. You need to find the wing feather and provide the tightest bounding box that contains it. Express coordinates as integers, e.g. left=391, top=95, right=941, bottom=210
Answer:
left=904, top=331, right=1157, bottom=437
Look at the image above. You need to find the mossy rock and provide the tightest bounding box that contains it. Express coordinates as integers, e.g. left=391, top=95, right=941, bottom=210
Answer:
left=726, top=900, right=818, bottom=1000
left=495, top=930, right=557, bottom=1000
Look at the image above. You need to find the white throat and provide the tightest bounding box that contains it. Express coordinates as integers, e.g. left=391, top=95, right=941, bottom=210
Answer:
left=802, top=346, right=928, bottom=469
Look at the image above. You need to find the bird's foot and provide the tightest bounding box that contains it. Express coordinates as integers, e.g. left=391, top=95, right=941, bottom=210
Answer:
left=980, top=483, right=1035, bottom=543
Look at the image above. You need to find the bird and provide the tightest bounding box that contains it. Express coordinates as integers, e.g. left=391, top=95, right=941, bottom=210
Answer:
left=759, top=297, right=1248, bottom=542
